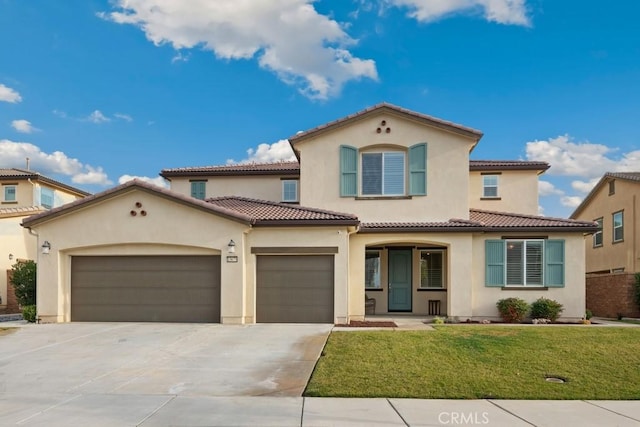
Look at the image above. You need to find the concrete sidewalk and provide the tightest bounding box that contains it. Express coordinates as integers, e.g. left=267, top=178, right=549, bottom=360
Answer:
left=2, top=395, right=639, bottom=426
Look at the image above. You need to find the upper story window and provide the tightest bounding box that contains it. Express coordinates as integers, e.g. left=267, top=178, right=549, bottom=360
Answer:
left=3, top=185, right=17, bottom=203
left=362, top=152, right=405, bottom=196
left=282, top=179, right=299, bottom=203
left=593, top=217, right=603, bottom=247
left=613, top=211, right=624, bottom=243
left=40, top=187, right=54, bottom=209
left=190, top=180, right=206, bottom=200
left=340, top=143, right=426, bottom=197
left=482, top=174, right=499, bottom=198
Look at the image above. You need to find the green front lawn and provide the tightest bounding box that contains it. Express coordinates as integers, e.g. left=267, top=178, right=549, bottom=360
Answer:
left=305, top=326, right=640, bottom=399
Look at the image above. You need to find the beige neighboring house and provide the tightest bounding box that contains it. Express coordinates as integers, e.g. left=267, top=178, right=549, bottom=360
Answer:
left=1, top=168, right=90, bottom=312
left=23, top=103, right=597, bottom=324
left=571, top=172, right=640, bottom=318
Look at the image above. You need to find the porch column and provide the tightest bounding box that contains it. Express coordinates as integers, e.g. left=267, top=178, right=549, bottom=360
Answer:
left=447, top=235, right=473, bottom=319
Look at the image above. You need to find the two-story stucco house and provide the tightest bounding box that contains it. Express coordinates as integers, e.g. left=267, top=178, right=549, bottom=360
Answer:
left=571, top=172, right=640, bottom=318
left=23, top=104, right=597, bottom=323
left=1, top=168, right=90, bottom=312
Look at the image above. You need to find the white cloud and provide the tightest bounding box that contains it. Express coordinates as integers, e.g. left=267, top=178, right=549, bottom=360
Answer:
left=118, top=174, right=169, bottom=188
left=389, top=0, right=530, bottom=26
left=571, top=177, right=601, bottom=194
left=538, top=180, right=563, bottom=197
left=526, top=135, right=640, bottom=179
left=11, top=119, right=39, bottom=134
left=114, top=113, right=133, bottom=122
left=101, top=0, right=378, bottom=100
left=0, top=83, right=22, bottom=103
left=560, top=196, right=582, bottom=208
left=228, top=139, right=296, bottom=164
left=0, top=139, right=112, bottom=186
left=72, top=166, right=113, bottom=185
left=86, top=110, right=111, bottom=124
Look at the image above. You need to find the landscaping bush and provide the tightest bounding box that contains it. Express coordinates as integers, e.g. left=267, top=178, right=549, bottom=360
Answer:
left=496, top=297, right=529, bottom=323
left=21, top=305, right=37, bottom=323
left=10, top=260, right=36, bottom=306
left=634, top=273, right=640, bottom=311
left=530, top=297, right=564, bottom=322
left=585, top=309, right=593, bottom=320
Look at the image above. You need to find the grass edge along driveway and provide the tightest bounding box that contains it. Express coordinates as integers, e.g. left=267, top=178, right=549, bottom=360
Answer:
left=305, top=326, right=640, bottom=400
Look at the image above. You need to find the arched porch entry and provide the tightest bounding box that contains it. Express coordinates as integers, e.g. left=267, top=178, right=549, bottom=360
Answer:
left=364, top=240, right=449, bottom=316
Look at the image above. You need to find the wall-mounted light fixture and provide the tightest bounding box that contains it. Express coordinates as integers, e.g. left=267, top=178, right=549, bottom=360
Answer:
left=8, top=253, right=13, bottom=261
left=228, top=239, right=236, bottom=254
left=42, top=241, right=51, bottom=255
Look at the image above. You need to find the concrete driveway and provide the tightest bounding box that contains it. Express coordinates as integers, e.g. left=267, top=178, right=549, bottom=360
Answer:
left=0, top=322, right=331, bottom=425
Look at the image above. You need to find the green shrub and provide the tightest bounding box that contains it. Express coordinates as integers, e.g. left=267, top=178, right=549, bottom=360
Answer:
left=10, top=260, right=36, bottom=306
left=432, top=316, right=445, bottom=325
left=634, top=273, right=640, bottom=310
left=585, top=309, right=593, bottom=320
left=496, top=297, right=529, bottom=323
left=530, top=297, right=564, bottom=322
left=21, top=305, right=37, bottom=323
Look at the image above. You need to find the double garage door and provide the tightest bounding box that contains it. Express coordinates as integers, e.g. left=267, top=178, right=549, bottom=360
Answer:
left=71, top=254, right=334, bottom=323
left=71, top=256, right=221, bottom=323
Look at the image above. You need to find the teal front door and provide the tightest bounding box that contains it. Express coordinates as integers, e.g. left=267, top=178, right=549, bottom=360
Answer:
left=388, top=249, right=412, bottom=312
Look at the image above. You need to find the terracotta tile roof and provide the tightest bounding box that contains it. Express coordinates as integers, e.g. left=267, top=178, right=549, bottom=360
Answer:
left=207, top=196, right=359, bottom=226
left=469, top=160, right=550, bottom=172
left=0, top=168, right=91, bottom=197
left=160, top=159, right=547, bottom=178
left=0, top=206, right=45, bottom=219
left=360, top=209, right=598, bottom=233
left=160, top=161, right=300, bottom=178
left=289, top=102, right=483, bottom=144
left=22, top=179, right=358, bottom=228
left=603, top=172, right=640, bottom=182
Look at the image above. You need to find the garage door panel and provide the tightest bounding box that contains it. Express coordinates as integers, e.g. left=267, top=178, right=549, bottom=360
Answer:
left=256, top=255, right=334, bottom=323
left=71, top=255, right=220, bottom=322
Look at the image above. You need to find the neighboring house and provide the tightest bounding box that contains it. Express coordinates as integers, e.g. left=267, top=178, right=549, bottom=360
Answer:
left=0, top=169, right=90, bottom=312
left=571, top=172, right=640, bottom=318
left=23, top=103, right=597, bottom=324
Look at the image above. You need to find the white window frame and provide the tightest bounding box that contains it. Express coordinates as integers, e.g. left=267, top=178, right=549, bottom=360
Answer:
left=613, top=211, right=624, bottom=243
left=420, top=250, right=445, bottom=288
left=3, top=185, right=17, bottom=202
left=482, top=174, right=499, bottom=198
left=505, top=239, right=544, bottom=286
left=360, top=151, right=406, bottom=196
left=365, top=250, right=381, bottom=289
left=281, top=179, right=299, bottom=203
left=593, top=217, right=603, bottom=247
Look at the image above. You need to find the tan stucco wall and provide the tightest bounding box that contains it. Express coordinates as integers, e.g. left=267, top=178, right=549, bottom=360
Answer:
left=169, top=175, right=291, bottom=203
left=295, top=112, right=476, bottom=222
left=469, top=170, right=540, bottom=215
left=0, top=216, right=38, bottom=309
left=244, top=227, right=351, bottom=324
left=349, top=232, right=473, bottom=320
left=471, top=232, right=587, bottom=320
left=26, top=189, right=250, bottom=323
left=573, top=179, right=640, bottom=274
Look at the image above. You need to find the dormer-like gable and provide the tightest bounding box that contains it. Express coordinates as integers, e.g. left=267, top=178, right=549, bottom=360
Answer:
left=288, top=103, right=483, bottom=223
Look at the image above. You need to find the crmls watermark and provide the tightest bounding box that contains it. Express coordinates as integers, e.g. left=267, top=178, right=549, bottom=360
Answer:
left=438, top=411, right=490, bottom=425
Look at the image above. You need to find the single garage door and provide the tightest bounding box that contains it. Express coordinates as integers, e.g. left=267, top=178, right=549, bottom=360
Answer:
left=71, top=255, right=220, bottom=322
left=256, top=255, right=334, bottom=323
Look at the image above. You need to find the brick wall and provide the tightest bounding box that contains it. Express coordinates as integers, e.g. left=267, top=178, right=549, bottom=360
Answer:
left=586, top=273, right=640, bottom=318
left=0, top=270, right=20, bottom=315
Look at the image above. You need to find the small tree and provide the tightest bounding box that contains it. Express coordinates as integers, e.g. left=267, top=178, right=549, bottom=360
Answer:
left=10, top=260, right=36, bottom=306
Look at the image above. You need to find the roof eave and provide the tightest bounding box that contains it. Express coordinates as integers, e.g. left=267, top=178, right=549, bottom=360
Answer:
left=160, top=170, right=300, bottom=178
left=254, top=219, right=360, bottom=227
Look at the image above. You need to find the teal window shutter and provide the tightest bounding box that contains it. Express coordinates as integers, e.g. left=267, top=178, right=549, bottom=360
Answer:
left=485, top=240, right=505, bottom=286
left=545, top=240, right=565, bottom=287
left=340, top=145, right=357, bottom=196
left=191, top=181, right=206, bottom=200
left=409, top=143, right=427, bottom=195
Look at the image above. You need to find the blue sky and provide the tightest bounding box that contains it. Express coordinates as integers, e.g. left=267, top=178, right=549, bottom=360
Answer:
left=1, top=0, right=639, bottom=217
